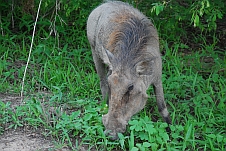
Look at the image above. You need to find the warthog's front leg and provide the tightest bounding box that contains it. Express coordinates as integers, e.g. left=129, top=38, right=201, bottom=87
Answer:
left=153, top=81, right=172, bottom=130
left=91, top=47, right=109, bottom=102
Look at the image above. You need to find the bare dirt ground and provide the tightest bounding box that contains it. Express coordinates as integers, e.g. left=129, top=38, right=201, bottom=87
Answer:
left=0, top=128, right=64, bottom=151
left=0, top=94, right=71, bottom=151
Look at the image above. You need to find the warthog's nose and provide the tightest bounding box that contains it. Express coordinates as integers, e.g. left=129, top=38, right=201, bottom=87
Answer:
left=104, top=129, right=118, bottom=140
left=102, top=113, right=127, bottom=140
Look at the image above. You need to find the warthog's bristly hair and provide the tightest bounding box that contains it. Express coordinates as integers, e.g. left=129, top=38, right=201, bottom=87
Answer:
left=107, top=11, right=155, bottom=68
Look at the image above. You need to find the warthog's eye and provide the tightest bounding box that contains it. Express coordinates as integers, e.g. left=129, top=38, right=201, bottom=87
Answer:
left=107, top=69, right=112, bottom=77
left=128, top=85, right=134, bottom=92
left=123, top=85, right=133, bottom=103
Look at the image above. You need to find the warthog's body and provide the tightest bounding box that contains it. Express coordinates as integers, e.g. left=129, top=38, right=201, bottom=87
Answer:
left=87, top=1, right=171, bottom=139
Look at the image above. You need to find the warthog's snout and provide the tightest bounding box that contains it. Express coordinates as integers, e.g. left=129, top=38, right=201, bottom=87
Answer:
left=102, top=113, right=127, bottom=140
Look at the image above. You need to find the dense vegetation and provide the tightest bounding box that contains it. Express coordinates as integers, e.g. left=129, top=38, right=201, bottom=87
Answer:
left=0, top=0, right=225, bottom=150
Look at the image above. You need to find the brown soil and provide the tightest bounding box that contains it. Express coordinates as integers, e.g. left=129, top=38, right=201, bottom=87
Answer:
left=0, top=94, right=71, bottom=151
left=0, top=128, right=68, bottom=151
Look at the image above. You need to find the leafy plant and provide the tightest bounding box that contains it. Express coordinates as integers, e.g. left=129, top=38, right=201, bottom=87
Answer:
left=127, top=116, right=170, bottom=150
left=0, top=101, right=13, bottom=133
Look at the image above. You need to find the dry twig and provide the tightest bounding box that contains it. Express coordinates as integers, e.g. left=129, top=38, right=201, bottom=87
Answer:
left=21, top=0, right=43, bottom=103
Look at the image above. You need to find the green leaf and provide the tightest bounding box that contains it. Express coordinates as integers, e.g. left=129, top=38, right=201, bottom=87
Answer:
left=206, top=0, right=210, bottom=7
left=194, top=15, right=200, bottom=27
left=160, top=122, right=168, bottom=128
left=185, top=124, right=193, bottom=140
left=170, top=125, right=176, bottom=132
left=73, top=122, right=81, bottom=129
left=131, top=147, right=139, bottom=151
left=136, top=143, right=145, bottom=151
left=156, top=136, right=162, bottom=144
left=71, top=111, right=81, bottom=118
left=217, top=12, right=223, bottom=19
left=83, top=114, right=92, bottom=121
left=151, top=143, right=158, bottom=151
left=139, top=131, right=149, bottom=140
left=161, top=132, right=169, bottom=142
left=118, top=133, right=125, bottom=149
left=143, top=142, right=151, bottom=148
left=147, top=124, right=157, bottom=134
left=177, top=125, right=184, bottom=131
left=135, top=124, right=143, bottom=132
left=155, top=5, right=164, bottom=15
left=207, top=134, right=216, bottom=139
left=129, top=119, right=139, bottom=125
left=143, top=116, right=151, bottom=122
left=35, top=104, right=43, bottom=114
left=216, top=134, right=223, bottom=143
left=118, top=133, right=124, bottom=139
left=172, top=132, right=179, bottom=139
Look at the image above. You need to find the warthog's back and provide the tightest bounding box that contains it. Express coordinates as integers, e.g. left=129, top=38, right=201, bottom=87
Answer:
left=87, top=1, right=160, bottom=60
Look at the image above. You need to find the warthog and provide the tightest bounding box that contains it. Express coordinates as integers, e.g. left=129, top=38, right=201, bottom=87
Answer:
left=87, top=1, right=171, bottom=139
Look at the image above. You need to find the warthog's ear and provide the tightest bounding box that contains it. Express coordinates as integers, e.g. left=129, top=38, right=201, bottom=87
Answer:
left=102, top=46, right=114, bottom=69
left=136, top=58, right=155, bottom=75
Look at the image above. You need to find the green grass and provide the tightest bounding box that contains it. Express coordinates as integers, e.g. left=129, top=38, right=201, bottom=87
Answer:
left=0, top=37, right=225, bottom=150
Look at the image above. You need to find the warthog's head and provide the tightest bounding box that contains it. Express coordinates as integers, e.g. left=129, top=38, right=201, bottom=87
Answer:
left=102, top=46, right=156, bottom=140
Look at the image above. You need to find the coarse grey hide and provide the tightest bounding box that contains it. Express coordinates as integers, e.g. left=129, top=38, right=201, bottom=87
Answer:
left=87, top=1, right=171, bottom=140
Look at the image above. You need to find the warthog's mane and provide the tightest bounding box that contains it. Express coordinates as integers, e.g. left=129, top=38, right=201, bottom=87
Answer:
left=107, top=10, right=157, bottom=68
